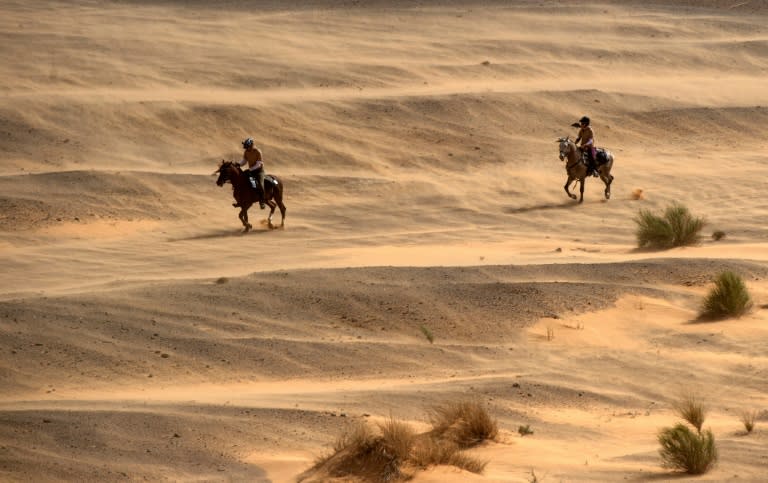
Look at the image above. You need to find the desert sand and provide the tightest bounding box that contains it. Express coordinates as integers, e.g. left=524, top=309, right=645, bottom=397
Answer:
left=1, top=0, right=768, bottom=481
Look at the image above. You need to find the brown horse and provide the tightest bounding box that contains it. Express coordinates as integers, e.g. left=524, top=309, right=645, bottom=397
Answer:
left=557, top=137, right=614, bottom=203
left=213, top=160, right=286, bottom=231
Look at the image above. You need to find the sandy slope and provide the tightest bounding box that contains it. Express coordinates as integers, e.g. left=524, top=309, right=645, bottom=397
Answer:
left=1, top=0, right=768, bottom=481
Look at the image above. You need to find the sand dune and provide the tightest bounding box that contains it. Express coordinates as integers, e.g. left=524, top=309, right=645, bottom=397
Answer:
left=1, top=0, right=767, bottom=481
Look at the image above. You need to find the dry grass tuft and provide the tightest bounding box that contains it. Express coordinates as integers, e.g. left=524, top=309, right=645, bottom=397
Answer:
left=427, top=400, right=499, bottom=448
left=700, top=271, right=752, bottom=320
left=674, top=393, right=707, bottom=432
left=635, top=202, right=705, bottom=249
left=377, top=417, right=417, bottom=462
left=302, top=421, right=414, bottom=482
left=740, top=410, right=758, bottom=434
left=410, top=437, right=487, bottom=474
left=302, top=402, right=497, bottom=482
left=658, top=423, right=717, bottom=474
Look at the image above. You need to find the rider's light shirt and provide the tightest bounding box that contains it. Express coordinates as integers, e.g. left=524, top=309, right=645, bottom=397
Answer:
left=576, top=126, right=594, bottom=147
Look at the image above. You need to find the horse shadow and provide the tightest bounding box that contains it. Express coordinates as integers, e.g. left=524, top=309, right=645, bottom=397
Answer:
left=168, top=225, right=278, bottom=242
left=504, top=200, right=584, bottom=214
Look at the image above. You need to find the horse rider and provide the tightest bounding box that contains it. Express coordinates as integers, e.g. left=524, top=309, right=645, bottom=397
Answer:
left=574, top=116, right=598, bottom=177
left=237, top=137, right=266, bottom=209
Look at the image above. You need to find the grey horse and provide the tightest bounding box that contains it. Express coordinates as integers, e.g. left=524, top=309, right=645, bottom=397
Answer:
left=557, top=137, right=614, bottom=203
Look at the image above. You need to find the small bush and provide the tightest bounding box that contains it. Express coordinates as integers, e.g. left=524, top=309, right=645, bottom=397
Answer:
left=518, top=424, right=534, bottom=436
left=711, top=230, right=726, bottom=241
left=740, top=410, right=758, bottom=434
left=427, top=400, right=499, bottom=448
left=635, top=203, right=705, bottom=249
left=674, top=393, right=707, bottom=432
left=658, top=424, right=717, bottom=474
left=700, top=271, right=752, bottom=320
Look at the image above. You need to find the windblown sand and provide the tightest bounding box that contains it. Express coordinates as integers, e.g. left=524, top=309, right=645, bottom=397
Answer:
left=1, top=1, right=767, bottom=481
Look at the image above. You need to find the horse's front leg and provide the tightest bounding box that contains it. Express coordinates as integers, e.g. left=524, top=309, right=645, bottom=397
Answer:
left=578, top=178, right=585, bottom=203
left=564, top=176, right=577, bottom=200
left=239, top=207, right=252, bottom=232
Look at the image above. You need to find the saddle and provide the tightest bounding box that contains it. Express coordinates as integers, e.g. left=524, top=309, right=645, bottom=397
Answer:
left=580, top=147, right=609, bottom=166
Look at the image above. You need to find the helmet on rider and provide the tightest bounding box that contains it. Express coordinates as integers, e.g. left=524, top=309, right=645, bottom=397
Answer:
left=579, top=116, right=590, bottom=126
left=242, top=137, right=254, bottom=149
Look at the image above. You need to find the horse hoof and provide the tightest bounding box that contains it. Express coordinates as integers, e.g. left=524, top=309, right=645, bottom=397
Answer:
left=605, top=192, right=611, bottom=200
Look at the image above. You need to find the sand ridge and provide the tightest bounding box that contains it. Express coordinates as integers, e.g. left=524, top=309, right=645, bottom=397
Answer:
left=1, top=0, right=768, bottom=481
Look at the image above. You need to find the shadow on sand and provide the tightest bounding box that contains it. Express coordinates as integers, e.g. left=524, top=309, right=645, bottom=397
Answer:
left=504, top=200, right=579, bottom=215
left=168, top=226, right=277, bottom=242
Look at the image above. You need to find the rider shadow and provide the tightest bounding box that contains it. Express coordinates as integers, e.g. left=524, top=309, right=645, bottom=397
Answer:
left=504, top=200, right=581, bottom=215
left=168, top=226, right=274, bottom=242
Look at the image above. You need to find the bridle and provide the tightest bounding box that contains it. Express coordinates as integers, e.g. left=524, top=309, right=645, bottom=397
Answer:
left=560, top=138, right=581, bottom=169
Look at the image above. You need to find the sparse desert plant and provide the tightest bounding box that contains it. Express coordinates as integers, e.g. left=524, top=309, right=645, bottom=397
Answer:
left=740, top=410, right=758, bottom=434
left=546, top=326, right=554, bottom=341
left=419, top=325, right=434, bottom=344
left=674, top=393, right=707, bottom=432
left=302, top=420, right=415, bottom=482
left=301, top=404, right=496, bottom=482
left=518, top=424, right=534, bottom=436
left=378, top=417, right=417, bottom=462
left=658, top=423, right=717, bottom=474
left=635, top=202, right=705, bottom=249
left=427, top=400, right=498, bottom=448
left=410, top=437, right=487, bottom=474
left=700, top=271, right=752, bottom=320
left=711, top=230, right=726, bottom=241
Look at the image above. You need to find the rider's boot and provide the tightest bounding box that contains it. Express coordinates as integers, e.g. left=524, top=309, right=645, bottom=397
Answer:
left=248, top=176, right=265, bottom=208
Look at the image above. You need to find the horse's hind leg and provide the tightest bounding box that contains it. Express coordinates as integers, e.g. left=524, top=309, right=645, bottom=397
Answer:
left=273, top=189, right=286, bottom=227
left=277, top=200, right=286, bottom=227
left=265, top=200, right=277, bottom=228
left=600, top=171, right=614, bottom=200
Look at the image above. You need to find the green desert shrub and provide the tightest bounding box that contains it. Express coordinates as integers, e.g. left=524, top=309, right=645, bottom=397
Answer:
left=658, top=423, right=718, bottom=474
left=635, top=203, right=705, bottom=249
left=700, top=271, right=752, bottom=320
